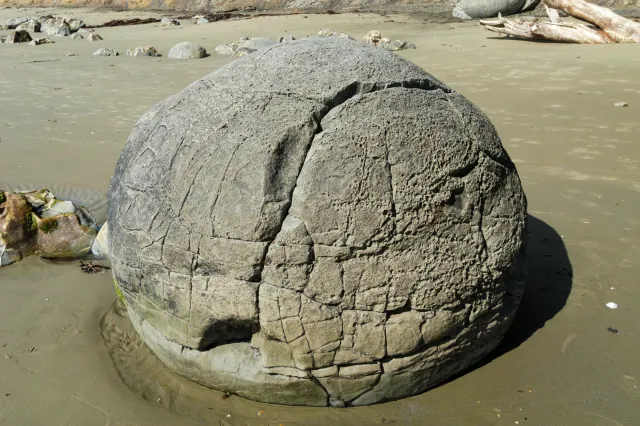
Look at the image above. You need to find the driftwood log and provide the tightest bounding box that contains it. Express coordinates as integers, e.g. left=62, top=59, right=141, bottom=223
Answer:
left=480, top=0, right=640, bottom=43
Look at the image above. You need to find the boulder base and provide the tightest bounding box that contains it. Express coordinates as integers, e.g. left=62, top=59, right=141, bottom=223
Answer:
left=108, top=37, right=527, bottom=406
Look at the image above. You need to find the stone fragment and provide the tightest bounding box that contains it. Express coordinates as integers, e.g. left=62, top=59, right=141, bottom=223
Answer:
left=70, top=33, right=83, bottom=40
left=28, top=37, right=54, bottom=46
left=127, top=46, right=162, bottom=57
left=93, top=48, right=119, bottom=56
left=0, top=189, right=98, bottom=267
left=160, top=18, right=180, bottom=26
left=42, top=18, right=71, bottom=37
left=16, top=19, right=40, bottom=33
left=4, top=30, right=32, bottom=44
left=87, top=33, right=103, bottom=41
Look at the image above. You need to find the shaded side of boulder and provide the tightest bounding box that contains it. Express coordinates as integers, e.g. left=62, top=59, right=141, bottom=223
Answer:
left=4, top=30, right=32, bottom=44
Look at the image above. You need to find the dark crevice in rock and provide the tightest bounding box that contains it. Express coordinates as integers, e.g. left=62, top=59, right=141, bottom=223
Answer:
left=197, top=318, right=258, bottom=351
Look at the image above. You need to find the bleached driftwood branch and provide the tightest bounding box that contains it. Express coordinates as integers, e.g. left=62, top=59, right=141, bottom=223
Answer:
left=480, top=0, right=640, bottom=43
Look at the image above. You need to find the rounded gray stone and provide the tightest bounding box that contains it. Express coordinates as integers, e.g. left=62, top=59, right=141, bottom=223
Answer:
left=108, top=36, right=527, bottom=406
left=167, top=42, right=207, bottom=59
left=453, top=0, right=541, bottom=19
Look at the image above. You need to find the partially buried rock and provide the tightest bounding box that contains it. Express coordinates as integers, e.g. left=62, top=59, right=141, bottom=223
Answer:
left=196, top=17, right=209, bottom=24
left=93, top=48, right=119, bottom=56
left=167, top=42, right=207, bottom=59
left=87, top=33, right=103, bottom=41
left=161, top=18, right=180, bottom=26
left=4, top=30, right=32, bottom=44
left=109, top=36, right=528, bottom=407
left=126, top=46, right=162, bottom=57
left=0, top=189, right=98, bottom=267
left=70, top=33, right=83, bottom=40
left=232, top=38, right=278, bottom=58
left=16, top=19, right=40, bottom=33
left=28, top=37, right=54, bottom=46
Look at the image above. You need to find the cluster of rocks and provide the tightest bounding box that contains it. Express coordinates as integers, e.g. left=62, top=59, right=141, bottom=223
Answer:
left=126, top=46, right=162, bottom=57
left=214, top=29, right=416, bottom=59
left=160, top=18, right=180, bottom=27
left=2, top=15, right=103, bottom=46
left=362, top=30, right=416, bottom=51
left=0, top=189, right=101, bottom=267
left=93, top=42, right=206, bottom=59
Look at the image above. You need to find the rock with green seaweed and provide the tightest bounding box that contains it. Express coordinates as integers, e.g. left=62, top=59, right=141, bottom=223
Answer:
left=0, top=188, right=99, bottom=267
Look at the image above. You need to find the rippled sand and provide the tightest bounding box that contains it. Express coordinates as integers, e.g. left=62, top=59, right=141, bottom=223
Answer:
left=1, top=6, right=639, bottom=425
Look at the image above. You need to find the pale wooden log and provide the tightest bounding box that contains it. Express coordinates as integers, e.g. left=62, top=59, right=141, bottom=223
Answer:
left=543, top=0, right=640, bottom=42
left=481, top=16, right=613, bottom=43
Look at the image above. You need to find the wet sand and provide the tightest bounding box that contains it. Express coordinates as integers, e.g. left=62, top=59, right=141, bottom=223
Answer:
left=1, top=6, right=639, bottom=425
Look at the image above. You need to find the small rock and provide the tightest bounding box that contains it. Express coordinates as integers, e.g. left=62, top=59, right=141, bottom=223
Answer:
left=3, top=354, right=10, bottom=360
left=4, top=30, right=32, bottom=44
left=606, top=302, right=618, bottom=309
left=4, top=17, right=31, bottom=29
left=214, top=44, right=235, bottom=55
left=607, top=327, right=619, bottom=334
left=67, top=18, right=85, bottom=33
left=161, top=18, right=180, bottom=27
left=279, top=34, right=295, bottom=43
left=66, top=53, right=78, bottom=56
left=93, top=48, right=119, bottom=56
left=42, top=18, right=71, bottom=37
left=126, top=46, right=162, bottom=57
left=28, top=37, right=54, bottom=46
left=614, top=102, right=628, bottom=107
left=87, top=33, right=103, bottom=41
left=70, top=33, right=83, bottom=40
left=167, top=42, right=207, bottom=59
left=16, top=19, right=40, bottom=33
left=196, top=17, right=209, bottom=25
left=364, top=29, right=382, bottom=45
left=317, top=28, right=336, bottom=37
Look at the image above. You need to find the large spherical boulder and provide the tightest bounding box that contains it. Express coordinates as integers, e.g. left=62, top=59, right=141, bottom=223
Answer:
left=107, top=36, right=527, bottom=407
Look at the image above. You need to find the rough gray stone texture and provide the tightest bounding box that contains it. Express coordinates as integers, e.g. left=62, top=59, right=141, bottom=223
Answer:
left=167, top=42, right=207, bottom=59
left=93, top=48, right=119, bottom=56
left=42, top=18, right=71, bottom=37
left=453, top=0, right=541, bottom=19
left=16, top=19, right=40, bottom=33
left=108, top=36, right=527, bottom=406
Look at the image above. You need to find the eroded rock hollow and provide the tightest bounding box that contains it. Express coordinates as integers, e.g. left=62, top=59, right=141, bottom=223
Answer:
left=107, top=36, right=527, bottom=407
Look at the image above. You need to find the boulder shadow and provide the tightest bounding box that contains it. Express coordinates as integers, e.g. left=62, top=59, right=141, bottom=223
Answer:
left=450, top=214, right=573, bottom=378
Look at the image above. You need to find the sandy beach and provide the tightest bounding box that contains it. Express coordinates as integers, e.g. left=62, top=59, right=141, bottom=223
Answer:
left=0, top=6, right=639, bottom=425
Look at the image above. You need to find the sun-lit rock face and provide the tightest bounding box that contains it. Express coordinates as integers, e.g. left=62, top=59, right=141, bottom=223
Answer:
left=108, top=36, right=527, bottom=407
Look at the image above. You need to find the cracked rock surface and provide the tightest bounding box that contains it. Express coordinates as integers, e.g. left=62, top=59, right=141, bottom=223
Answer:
left=107, top=36, right=527, bottom=407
